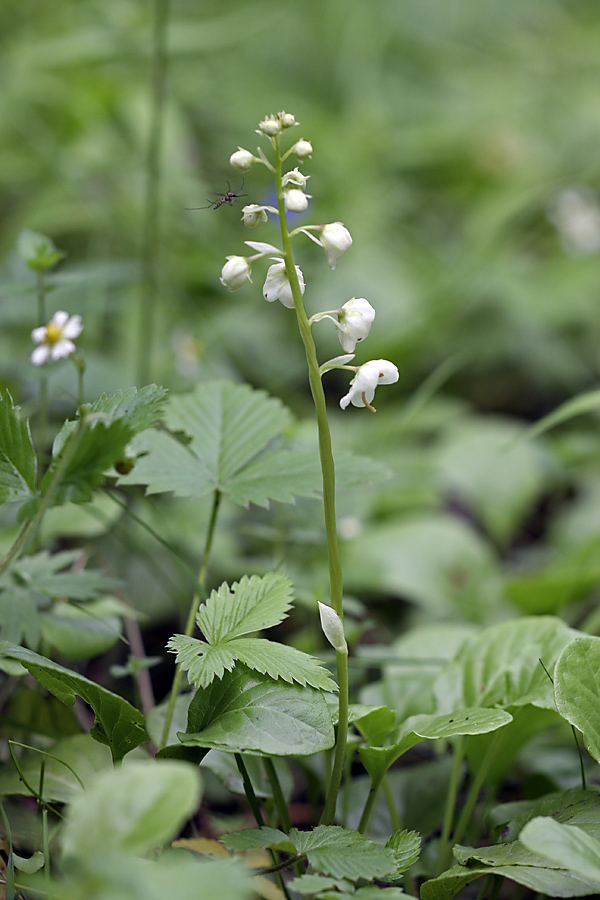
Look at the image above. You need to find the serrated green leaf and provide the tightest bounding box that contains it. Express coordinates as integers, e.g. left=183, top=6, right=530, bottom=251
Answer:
left=221, top=825, right=292, bottom=853
left=224, top=638, right=337, bottom=692
left=289, top=826, right=397, bottom=881
left=386, top=829, right=421, bottom=874
left=0, top=587, right=41, bottom=648
left=169, top=635, right=237, bottom=687
left=197, top=574, right=293, bottom=643
left=1, top=549, right=121, bottom=600
left=0, top=390, right=37, bottom=505
left=180, top=665, right=334, bottom=757
left=555, top=636, right=600, bottom=762
left=0, top=643, right=147, bottom=761
left=89, top=384, right=167, bottom=432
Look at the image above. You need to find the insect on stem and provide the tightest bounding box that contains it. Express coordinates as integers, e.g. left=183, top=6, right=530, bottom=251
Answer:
left=186, top=180, right=247, bottom=210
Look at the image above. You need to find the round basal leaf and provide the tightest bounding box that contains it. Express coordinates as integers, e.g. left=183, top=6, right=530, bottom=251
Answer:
left=555, top=636, right=600, bottom=763
left=180, top=666, right=334, bottom=757
left=61, top=760, right=202, bottom=860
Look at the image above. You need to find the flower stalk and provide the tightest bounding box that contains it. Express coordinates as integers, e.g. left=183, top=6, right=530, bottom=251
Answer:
left=273, top=138, right=349, bottom=826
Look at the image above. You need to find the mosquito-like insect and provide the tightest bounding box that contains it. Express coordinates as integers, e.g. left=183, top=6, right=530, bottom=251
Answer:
left=186, top=180, right=247, bottom=211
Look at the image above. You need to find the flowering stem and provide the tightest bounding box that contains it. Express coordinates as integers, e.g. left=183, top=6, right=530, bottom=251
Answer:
left=273, top=141, right=348, bottom=826
left=35, top=271, right=48, bottom=477
left=137, top=0, right=171, bottom=384
left=159, top=490, right=221, bottom=749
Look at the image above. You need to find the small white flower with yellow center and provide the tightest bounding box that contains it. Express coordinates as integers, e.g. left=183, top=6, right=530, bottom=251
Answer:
left=340, top=359, right=399, bottom=412
left=31, top=311, right=83, bottom=366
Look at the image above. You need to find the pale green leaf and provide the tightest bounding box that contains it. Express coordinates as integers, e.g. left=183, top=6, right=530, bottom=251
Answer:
left=221, top=826, right=292, bottom=853
left=0, top=390, right=37, bottom=505
left=61, top=760, right=202, bottom=860
left=555, top=636, right=600, bottom=762
left=520, top=818, right=600, bottom=884
left=421, top=863, right=600, bottom=900
left=180, top=666, right=334, bottom=757
left=289, top=826, right=397, bottom=881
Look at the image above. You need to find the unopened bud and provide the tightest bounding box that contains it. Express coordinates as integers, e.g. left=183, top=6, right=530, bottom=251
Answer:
left=318, top=602, right=348, bottom=655
left=230, top=147, right=256, bottom=170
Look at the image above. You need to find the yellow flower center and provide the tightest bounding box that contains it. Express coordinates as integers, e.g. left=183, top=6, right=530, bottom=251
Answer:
left=45, top=323, right=63, bottom=344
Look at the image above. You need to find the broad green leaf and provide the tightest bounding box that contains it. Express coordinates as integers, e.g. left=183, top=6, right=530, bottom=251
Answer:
left=491, top=788, right=600, bottom=843
left=0, top=643, right=147, bottom=761
left=0, top=391, right=37, bottom=505
left=221, top=826, right=293, bottom=853
left=197, top=574, right=293, bottom=642
left=555, top=636, right=600, bottom=762
left=180, top=665, right=334, bottom=756
left=360, top=707, right=512, bottom=783
left=13, top=851, right=45, bottom=875
left=350, top=705, right=396, bottom=746
left=169, top=574, right=336, bottom=691
left=61, top=760, right=201, bottom=860
left=288, top=875, right=350, bottom=895
left=434, top=616, right=576, bottom=712
left=520, top=818, right=600, bottom=884
left=421, top=863, right=600, bottom=900
left=0, top=587, right=41, bottom=648
left=40, top=599, right=123, bottom=660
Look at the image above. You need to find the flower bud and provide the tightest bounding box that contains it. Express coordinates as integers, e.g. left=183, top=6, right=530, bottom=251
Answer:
left=280, top=112, right=297, bottom=128
left=229, top=147, right=256, bottom=170
left=263, top=258, right=305, bottom=309
left=284, top=189, right=310, bottom=212
left=291, top=139, right=313, bottom=160
left=282, top=167, right=309, bottom=190
left=241, top=204, right=269, bottom=228
left=320, top=222, right=353, bottom=269
left=258, top=115, right=281, bottom=136
left=220, top=255, right=252, bottom=291
left=318, top=602, right=348, bottom=655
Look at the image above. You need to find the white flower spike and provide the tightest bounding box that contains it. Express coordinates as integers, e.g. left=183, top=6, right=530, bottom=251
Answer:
left=220, top=255, right=252, bottom=291
left=31, top=311, right=83, bottom=366
left=263, top=258, right=305, bottom=309
left=320, top=222, right=353, bottom=269
left=340, top=359, right=399, bottom=412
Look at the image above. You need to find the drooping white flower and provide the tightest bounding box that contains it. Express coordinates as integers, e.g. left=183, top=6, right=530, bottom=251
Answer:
left=291, top=139, right=313, bottom=160
left=314, top=298, right=375, bottom=352
left=282, top=167, right=309, bottom=191
left=31, top=311, right=83, bottom=366
left=339, top=359, right=399, bottom=412
left=284, top=189, right=310, bottom=212
left=318, top=602, right=348, bottom=655
left=229, top=147, right=256, bottom=170
left=263, top=258, right=305, bottom=309
left=220, top=255, right=252, bottom=291
left=320, top=222, right=353, bottom=269
left=241, top=204, right=269, bottom=228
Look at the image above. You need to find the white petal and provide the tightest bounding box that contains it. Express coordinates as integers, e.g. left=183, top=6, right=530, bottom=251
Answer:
left=62, top=315, right=83, bottom=339
left=51, top=339, right=75, bottom=360
left=244, top=241, right=282, bottom=253
left=31, top=345, right=50, bottom=365
left=31, top=326, right=47, bottom=344
left=50, top=310, right=69, bottom=327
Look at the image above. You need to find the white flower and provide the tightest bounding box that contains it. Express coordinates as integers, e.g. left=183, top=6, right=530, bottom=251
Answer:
left=282, top=167, right=309, bottom=191
left=339, top=359, right=399, bottom=412
left=220, top=255, right=252, bottom=291
left=263, top=257, right=305, bottom=309
left=320, top=222, right=352, bottom=269
left=280, top=112, right=297, bottom=128
left=284, top=189, right=310, bottom=212
left=291, top=139, right=313, bottom=160
left=318, top=602, right=347, bottom=655
left=317, top=298, right=375, bottom=352
left=31, top=311, right=83, bottom=366
left=229, top=147, right=256, bottom=170
left=241, top=204, right=269, bottom=228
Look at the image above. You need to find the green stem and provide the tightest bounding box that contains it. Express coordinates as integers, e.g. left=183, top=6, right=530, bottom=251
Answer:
left=382, top=774, right=401, bottom=833
left=452, top=738, right=497, bottom=849
left=137, top=0, right=171, bottom=384
left=436, top=736, right=465, bottom=875
left=357, top=773, right=383, bottom=834
left=264, top=758, right=291, bottom=833
left=36, top=270, right=48, bottom=476
left=159, top=490, right=221, bottom=749
left=235, top=754, right=265, bottom=826
left=273, top=138, right=348, bottom=827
